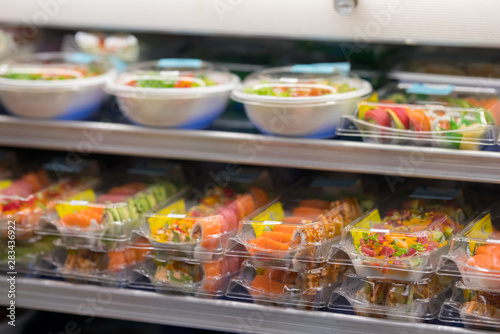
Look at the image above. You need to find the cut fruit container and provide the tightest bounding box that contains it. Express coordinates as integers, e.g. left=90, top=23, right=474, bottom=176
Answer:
left=226, top=177, right=367, bottom=271
left=329, top=188, right=466, bottom=281
left=0, top=159, right=99, bottom=241
left=329, top=269, right=456, bottom=322
left=438, top=204, right=500, bottom=292
left=105, top=58, right=240, bottom=128
left=336, top=101, right=496, bottom=150
left=133, top=169, right=273, bottom=262
left=128, top=254, right=242, bottom=298
left=231, top=63, right=372, bottom=139
left=226, top=260, right=349, bottom=309
left=37, top=162, right=185, bottom=250
left=0, top=52, right=114, bottom=120
left=439, top=280, right=500, bottom=330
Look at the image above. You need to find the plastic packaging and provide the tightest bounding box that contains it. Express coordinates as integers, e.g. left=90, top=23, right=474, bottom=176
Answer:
left=231, top=64, right=372, bottom=139
left=135, top=169, right=273, bottom=261
left=73, top=31, right=139, bottom=63
left=329, top=270, right=456, bottom=322
left=439, top=280, right=500, bottom=330
left=128, top=255, right=242, bottom=297
left=337, top=101, right=496, bottom=150
left=226, top=260, right=349, bottom=309
left=226, top=177, right=364, bottom=271
left=105, top=59, right=240, bottom=128
left=438, top=204, right=500, bottom=292
left=37, top=162, right=185, bottom=250
left=0, top=52, right=114, bottom=119
left=0, top=236, right=58, bottom=274
left=330, top=190, right=465, bottom=281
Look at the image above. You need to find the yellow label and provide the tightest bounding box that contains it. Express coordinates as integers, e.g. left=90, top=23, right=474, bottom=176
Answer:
left=0, top=179, right=12, bottom=190
left=251, top=201, right=285, bottom=238
left=351, top=209, right=382, bottom=251
left=55, top=189, right=97, bottom=217
left=149, top=199, right=186, bottom=233
left=465, top=213, right=493, bottom=252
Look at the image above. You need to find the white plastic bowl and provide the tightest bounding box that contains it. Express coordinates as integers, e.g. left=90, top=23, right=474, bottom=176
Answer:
left=0, top=52, right=114, bottom=120
left=106, top=60, right=240, bottom=129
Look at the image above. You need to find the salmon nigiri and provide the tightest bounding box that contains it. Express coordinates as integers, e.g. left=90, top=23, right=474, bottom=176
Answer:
left=260, top=231, right=293, bottom=244
left=248, top=237, right=290, bottom=254
left=299, top=199, right=330, bottom=210
left=475, top=244, right=500, bottom=256
left=273, top=224, right=299, bottom=235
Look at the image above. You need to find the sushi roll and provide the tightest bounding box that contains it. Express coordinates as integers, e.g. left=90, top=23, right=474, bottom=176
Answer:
left=191, top=215, right=228, bottom=260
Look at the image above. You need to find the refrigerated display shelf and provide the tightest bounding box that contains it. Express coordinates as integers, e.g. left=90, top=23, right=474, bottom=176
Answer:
left=0, top=276, right=491, bottom=334
left=1, top=0, right=500, bottom=47
left=0, top=115, right=499, bottom=183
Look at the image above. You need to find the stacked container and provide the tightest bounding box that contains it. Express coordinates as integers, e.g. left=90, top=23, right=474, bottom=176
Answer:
left=437, top=204, right=500, bottom=330
left=34, top=161, right=185, bottom=286
left=0, top=158, right=99, bottom=275
left=128, top=169, right=273, bottom=297
left=328, top=188, right=465, bottom=321
left=225, top=177, right=370, bottom=309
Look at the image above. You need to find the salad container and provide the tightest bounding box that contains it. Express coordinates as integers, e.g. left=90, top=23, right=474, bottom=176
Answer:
left=37, top=162, right=185, bottom=250
left=226, top=177, right=365, bottom=271
left=337, top=101, right=496, bottom=150
left=439, top=280, right=500, bottom=330
left=438, top=204, right=500, bottom=292
left=329, top=270, right=456, bottom=322
left=0, top=52, right=114, bottom=119
left=226, top=260, right=348, bottom=309
left=129, top=254, right=242, bottom=297
left=134, top=169, right=273, bottom=262
left=231, top=63, right=372, bottom=139
left=105, top=59, right=240, bottom=128
left=329, top=189, right=465, bottom=281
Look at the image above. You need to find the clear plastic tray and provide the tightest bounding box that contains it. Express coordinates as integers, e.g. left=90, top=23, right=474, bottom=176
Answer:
left=337, top=101, right=496, bottom=150
left=226, top=260, right=349, bottom=309
left=37, top=162, right=185, bottom=250
left=0, top=235, right=58, bottom=274
left=439, top=280, right=500, bottom=330
left=128, top=255, right=242, bottom=297
left=135, top=169, right=273, bottom=262
left=438, top=205, right=500, bottom=292
left=105, top=59, right=239, bottom=129
left=330, top=191, right=465, bottom=281
left=35, top=237, right=149, bottom=287
left=226, top=178, right=364, bottom=271
left=231, top=63, right=372, bottom=139
left=329, top=270, right=456, bottom=322
left=0, top=52, right=114, bottom=120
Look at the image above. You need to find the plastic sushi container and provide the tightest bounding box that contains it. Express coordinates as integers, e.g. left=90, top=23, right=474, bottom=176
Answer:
left=105, top=58, right=240, bottom=128
left=36, top=237, right=148, bottom=287
left=0, top=159, right=99, bottom=242
left=226, top=260, right=349, bottom=309
left=388, top=59, right=500, bottom=89
left=226, top=177, right=365, bottom=271
left=329, top=269, right=456, bottom=322
left=438, top=204, right=500, bottom=292
left=231, top=63, right=372, bottom=139
left=37, top=162, right=185, bottom=251
left=134, top=169, right=273, bottom=262
left=128, top=254, right=242, bottom=297
left=329, top=189, right=466, bottom=281
left=439, top=280, right=500, bottom=330
left=0, top=52, right=114, bottom=120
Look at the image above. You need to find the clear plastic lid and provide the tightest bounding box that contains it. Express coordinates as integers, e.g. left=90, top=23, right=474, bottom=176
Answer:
left=0, top=159, right=99, bottom=241
left=337, top=101, right=496, bottom=150
left=232, top=64, right=372, bottom=105
left=226, top=177, right=365, bottom=271
left=0, top=235, right=58, bottom=274
left=37, top=162, right=185, bottom=250
left=106, top=58, right=240, bottom=98
left=74, top=31, right=139, bottom=62
left=330, top=189, right=465, bottom=281
left=438, top=204, right=500, bottom=292
left=439, top=280, right=500, bottom=330
left=134, top=169, right=273, bottom=262
left=226, top=260, right=348, bottom=309
left=128, top=254, right=242, bottom=297
left=329, top=270, right=456, bottom=321
left=0, top=52, right=114, bottom=91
